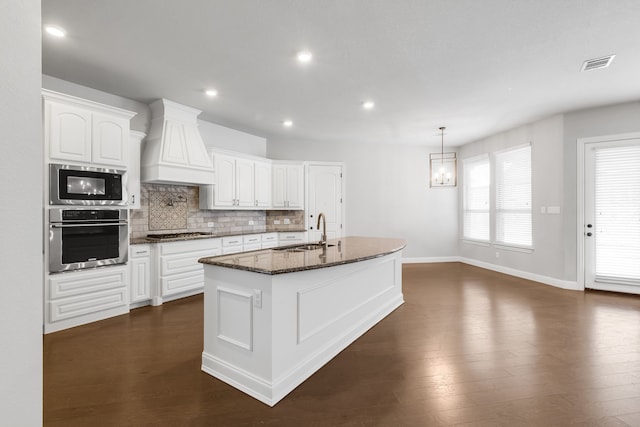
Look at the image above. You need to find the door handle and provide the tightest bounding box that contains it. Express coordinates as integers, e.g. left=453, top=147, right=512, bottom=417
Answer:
left=586, top=232, right=592, bottom=237
left=587, top=224, right=593, bottom=228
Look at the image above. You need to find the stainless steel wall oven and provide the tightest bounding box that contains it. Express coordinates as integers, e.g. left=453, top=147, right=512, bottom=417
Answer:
left=49, top=208, right=128, bottom=273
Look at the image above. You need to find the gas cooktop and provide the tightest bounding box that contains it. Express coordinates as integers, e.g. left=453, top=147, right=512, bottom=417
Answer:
left=146, top=232, right=212, bottom=240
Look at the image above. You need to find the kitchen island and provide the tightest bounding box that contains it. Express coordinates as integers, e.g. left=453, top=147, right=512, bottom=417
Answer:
left=198, top=236, right=405, bottom=406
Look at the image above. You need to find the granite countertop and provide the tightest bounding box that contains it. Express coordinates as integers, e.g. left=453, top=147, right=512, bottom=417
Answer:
left=130, top=229, right=308, bottom=245
left=198, top=236, right=406, bottom=275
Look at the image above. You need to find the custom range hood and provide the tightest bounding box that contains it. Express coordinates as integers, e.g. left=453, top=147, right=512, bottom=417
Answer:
left=140, top=99, right=214, bottom=185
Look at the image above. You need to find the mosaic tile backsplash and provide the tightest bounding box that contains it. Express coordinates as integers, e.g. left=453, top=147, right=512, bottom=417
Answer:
left=130, top=184, right=305, bottom=239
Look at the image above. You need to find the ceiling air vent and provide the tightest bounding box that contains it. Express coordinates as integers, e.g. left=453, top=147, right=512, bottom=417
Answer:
left=581, top=55, right=615, bottom=72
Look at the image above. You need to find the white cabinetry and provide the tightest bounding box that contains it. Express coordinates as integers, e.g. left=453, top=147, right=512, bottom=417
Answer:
left=222, top=236, right=244, bottom=254
left=200, top=150, right=273, bottom=210
left=272, top=162, right=304, bottom=209
left=213, top=154, right=255, bottom=208
left=129, top=244, right=151, bottom=305
left=254, top=159, right=272, bottom=208
left=243, top=234, right=262, bottom=251
left=261, top=232, right=279, bottom=248
left=278, top=231, right=308, bottom=245
left=45, top=265, right=129, bottom=333
left=128, top=131, right=146, bottom=209
left=42, top=90, right=135, bottom=167
left=155, top=239, right=221, bottom=304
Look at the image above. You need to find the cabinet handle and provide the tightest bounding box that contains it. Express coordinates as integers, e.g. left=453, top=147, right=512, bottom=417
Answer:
left=255, top=200, right=258, bottom=206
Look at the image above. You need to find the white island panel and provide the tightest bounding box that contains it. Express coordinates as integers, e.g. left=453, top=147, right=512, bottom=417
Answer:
left=201, top=248, right=403, bottom=406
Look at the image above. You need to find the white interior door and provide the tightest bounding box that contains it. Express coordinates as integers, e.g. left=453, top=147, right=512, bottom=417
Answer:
left=307, top=164, right=343, bottom=242
left=584, top=137, right=640, bottom=294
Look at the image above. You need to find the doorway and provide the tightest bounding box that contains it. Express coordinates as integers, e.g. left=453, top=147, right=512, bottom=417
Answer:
left=307, top=163, right=344, bottom=242
left=579, top=133, right=640, bottom=294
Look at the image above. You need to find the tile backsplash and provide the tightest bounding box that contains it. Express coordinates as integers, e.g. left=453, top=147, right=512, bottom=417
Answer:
left=130, top=184, right=305, bottom=239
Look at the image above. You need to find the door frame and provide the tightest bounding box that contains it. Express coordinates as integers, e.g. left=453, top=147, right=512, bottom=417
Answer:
left=304, top=161, right=346, bottom=237
left=576, top=131, right=640, bottom=291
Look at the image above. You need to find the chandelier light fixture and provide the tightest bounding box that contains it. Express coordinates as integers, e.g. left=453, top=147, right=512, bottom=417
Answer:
left=429, top=126, right=457, bottom=187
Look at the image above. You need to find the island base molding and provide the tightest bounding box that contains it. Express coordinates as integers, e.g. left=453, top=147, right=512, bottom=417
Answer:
left=201, top=251, right=404, bottom=406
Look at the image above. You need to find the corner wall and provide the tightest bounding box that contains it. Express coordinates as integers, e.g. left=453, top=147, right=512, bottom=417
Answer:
left=0, top=0, right=43, bottom=424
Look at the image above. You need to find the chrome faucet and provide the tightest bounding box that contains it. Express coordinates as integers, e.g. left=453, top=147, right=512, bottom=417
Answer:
left=316, top=212, right=327, bottom=246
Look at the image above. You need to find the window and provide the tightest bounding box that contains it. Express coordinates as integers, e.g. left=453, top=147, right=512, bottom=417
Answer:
left=495, top=145, right=532, bottom=247
left=463, top=156, right=490, bottom=241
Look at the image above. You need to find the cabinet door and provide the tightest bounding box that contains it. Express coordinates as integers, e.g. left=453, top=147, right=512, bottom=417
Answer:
left=286, top=165, right=305, bottom=209
left=47, top=102, right=92, bottom=163
left=92, top=113, right=129, bottom=167
left=215, top=154, right=236, bottom=207
left=272, top=165, right=287, bottom=208
left=130, top=257, right=151, bottom=303
left=235, top=158, right=255, bottom=207
left=254, top=160, right=272, bottom=208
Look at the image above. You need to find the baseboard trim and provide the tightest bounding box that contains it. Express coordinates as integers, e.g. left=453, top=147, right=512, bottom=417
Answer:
left=458, top=257, right=581, bottom=291
left=402, top=256, right=460, bottom=264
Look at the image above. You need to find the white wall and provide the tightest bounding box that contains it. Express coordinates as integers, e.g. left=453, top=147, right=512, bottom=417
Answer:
left=0, top=1, right=43, bottom=425
left=562, top=101, right=640, bottom=281
left=458, top=115, right=567, bottom=281
left=199, top=120, right=267, bottom=157
left=268, top=139, right=459, bottom=259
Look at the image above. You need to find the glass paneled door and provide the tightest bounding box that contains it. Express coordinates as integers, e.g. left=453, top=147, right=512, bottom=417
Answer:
left=584, top=137, right=640, bottom=294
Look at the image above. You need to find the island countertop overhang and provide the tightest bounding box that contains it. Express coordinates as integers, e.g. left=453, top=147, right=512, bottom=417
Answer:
left=198, top=236, right=406, bottom=275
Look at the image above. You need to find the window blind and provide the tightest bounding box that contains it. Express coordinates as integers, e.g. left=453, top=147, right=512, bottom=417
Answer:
left=594, top=145, right=640, bottom=281
left=495, top=145, right=532, bottom=247
left=463, top=156, right=490, bottom=241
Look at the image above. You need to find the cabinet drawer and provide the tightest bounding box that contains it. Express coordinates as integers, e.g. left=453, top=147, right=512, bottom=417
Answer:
left=261, top=233, right=278, bottom=243
left=278, top=232, right=307, bottom=244
left=130, top=244, right=151, bottom=258
left=49, top=267, right=127, bottom=300
left=222, top=236, right=243, bottom=247
left=243, top=234, right=261, bottom=245
left=49, top=287, right=127, bottom=322
left=161, top=270, right=203, bottom=297
left=159, top=239, right=221, bottom=256
left=160, top=249, right=211, bottom=276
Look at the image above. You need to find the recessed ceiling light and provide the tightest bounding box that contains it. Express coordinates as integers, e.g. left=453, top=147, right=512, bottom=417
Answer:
left=45, top=25, right=66, bottom=38
left=205, top=89, right=218, bottom=97
left=283, top=120, right=293, bottom=127
left=362, top=101, right=375, bottom=110
left=297, top=51, right=313, bottom=63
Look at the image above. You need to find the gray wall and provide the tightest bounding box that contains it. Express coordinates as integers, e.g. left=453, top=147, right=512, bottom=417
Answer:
left=0, top=0, right=43, bottom=424
left=268, top=140, right=459, bottom=259
left=457, top=115, right=567, bottom=280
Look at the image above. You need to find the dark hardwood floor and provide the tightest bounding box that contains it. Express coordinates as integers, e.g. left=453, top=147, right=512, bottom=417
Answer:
left=44, top=263, right=640, bottom=426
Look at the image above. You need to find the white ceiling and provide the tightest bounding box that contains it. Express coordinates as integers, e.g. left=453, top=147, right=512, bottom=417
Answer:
left=41, top=0, right=640, bottom=147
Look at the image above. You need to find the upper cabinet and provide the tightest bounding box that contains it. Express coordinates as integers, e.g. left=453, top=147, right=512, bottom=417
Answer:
left=272, top=162, right=304, bottom=209
left=200, top=150, right=273, bottom=210
left=42, top=90, right=136, bottom=168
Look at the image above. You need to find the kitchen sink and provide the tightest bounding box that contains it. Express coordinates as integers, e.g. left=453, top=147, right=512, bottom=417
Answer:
left=274, top=243, right=336, bottom=252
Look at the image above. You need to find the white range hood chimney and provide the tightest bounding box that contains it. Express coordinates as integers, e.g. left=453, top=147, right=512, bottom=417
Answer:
left=141, top=99, right=214, bottom=185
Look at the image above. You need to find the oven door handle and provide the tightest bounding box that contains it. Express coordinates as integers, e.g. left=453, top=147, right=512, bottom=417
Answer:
left=50, top=222, right=128, bottom=228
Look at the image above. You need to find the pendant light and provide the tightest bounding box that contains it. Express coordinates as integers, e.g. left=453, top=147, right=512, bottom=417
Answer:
left=429, top=126, right=457, bottom=187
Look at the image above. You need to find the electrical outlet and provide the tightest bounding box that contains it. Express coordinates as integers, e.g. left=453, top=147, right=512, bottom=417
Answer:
left=274, top=220, right=281, bottom=225
left=249, top=220, right=254, bottom=225
left=253, top=289, right=262, bottom=308
left=284, top=218, right=290, bottom=225
left=207, top=222, right=214, bottom=228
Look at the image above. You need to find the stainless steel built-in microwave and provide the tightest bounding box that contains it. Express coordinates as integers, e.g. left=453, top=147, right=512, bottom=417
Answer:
left=49, top=163, right=127, bottom=206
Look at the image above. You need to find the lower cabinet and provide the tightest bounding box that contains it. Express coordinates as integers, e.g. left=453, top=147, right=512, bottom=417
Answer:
left=278, top=231, right=308, bottom=246
left=45, top=265, right=129, bottom=333
left=155, top=238, right=222, bottom=304
left=129, top=244, right=151, bottom=306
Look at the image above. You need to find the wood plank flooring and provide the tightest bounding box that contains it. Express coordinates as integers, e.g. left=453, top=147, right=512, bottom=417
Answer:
left=44, top=263, right=640, bottom=426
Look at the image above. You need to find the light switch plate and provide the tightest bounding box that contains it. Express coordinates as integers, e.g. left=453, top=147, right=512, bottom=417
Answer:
left=253, top=289, right=262, bottom=308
